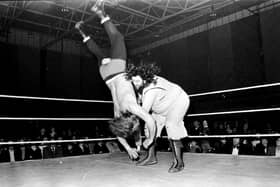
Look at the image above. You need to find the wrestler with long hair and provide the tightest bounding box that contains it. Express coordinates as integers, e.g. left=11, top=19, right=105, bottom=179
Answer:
left=74, top=1, right=156, bottom=160
left=126, top=62, right=190, bottom=173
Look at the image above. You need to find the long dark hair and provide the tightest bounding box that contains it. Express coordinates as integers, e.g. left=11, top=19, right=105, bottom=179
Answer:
left=126, top=62, right=161, bottom=85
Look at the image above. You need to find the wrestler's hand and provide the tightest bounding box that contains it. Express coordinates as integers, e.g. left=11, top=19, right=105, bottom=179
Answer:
left=143, top=138, right=153, bottom=149
left=127, top=147, right=139, bottom=160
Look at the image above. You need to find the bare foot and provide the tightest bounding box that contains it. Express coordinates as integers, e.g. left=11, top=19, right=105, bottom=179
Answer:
left=90, top=0, right=105, bottom=18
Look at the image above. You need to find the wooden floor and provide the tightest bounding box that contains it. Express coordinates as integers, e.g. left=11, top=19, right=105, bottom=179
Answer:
left=0, top=152, right=279, bottom=187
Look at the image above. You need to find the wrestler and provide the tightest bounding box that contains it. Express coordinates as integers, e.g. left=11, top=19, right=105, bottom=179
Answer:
left=126, top=63, right=190, bottom=173
left=74, top=1, right=155, bottom=159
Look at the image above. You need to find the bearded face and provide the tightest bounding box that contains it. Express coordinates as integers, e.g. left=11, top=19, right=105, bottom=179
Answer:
left=131, top=75, right=145, bottom=93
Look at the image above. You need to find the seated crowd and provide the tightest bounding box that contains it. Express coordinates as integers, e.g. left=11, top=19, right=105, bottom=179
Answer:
left=0, top=118, right=279, bottom=163
left=0, top=124, right=123, bottom=163
left=186, top=119, right=280, bottom=156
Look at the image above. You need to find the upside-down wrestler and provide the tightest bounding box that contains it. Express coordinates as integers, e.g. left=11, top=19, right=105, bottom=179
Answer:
left=74, top=1, right=155, bottom=160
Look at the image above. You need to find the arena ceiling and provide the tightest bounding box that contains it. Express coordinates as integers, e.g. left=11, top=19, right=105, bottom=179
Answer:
left=0, top=0, right=270, bottom=50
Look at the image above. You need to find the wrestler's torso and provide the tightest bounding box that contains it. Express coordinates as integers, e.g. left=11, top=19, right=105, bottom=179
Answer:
left=107, top=74, right=137, bottom=113
left=142, top=76, right=184, bottom=115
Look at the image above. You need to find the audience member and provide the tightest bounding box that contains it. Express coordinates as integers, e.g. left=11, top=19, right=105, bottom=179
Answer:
left=105, top=140, right=121, bottom=153
left=212, top=138, right=232, bottom=154
left=26, top=145, right=42, bottom=160
left=239, top=139, right=253, bottom=155
left=94, top=141, right=109, bottom=154
left=191, top=120, right=202, bottom=135
left=77, top=142, right=90, bottom=155
left=189, top=141, right=201, bottom=153
left=275, top=138, right=280, bottom=157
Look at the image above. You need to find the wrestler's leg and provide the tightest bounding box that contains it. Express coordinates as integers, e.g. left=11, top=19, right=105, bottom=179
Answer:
left=86, top=39, right=107, bottom=64
left=165, top=93, right=189, bottom=139
left=75, top=20, right=107, bottom=63
left=103, top=21, right=126, bottom=60
left=91, top=1, right=126, bottom=60
left=165, top=93, right=189, bottom=173
left=168, top=139, right=184, bottom=173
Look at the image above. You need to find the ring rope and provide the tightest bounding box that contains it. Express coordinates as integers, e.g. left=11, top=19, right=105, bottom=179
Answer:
left=0, top=94, right=113, bottom=103
left=0, top=137, right=118, bottom=145
left=187, top=107, right=280, bottom=117
left=0, top=82, right=279, bottom=103
left=189, top=82, right=280, bottom=97
left=187, top=134, right=280, bottom=139
left=1, top=134, right=280, bottom=146
left=0, top=117, right=113, bottom=120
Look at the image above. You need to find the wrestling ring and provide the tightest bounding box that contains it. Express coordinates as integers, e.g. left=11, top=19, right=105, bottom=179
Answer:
left=0, top=82, right=280, bottom=187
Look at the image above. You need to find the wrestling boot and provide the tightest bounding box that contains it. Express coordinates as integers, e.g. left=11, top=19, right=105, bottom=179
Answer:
left=136, top=140, right=157, bottom=166
left=168, top=139, right=184, bottom=173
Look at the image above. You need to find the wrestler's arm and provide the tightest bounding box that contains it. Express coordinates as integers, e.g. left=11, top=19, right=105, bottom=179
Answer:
left=117, top=137, right=139, bottom=159
left=141, top=89, right=157, bottom=113
left=110, top=90, right=137, bottom=158
left=110, top=85, right=121, bottom=118
left=141, top=89, right=158, bottom=145
left=134, top=93, right=143, bottom=151
left=134, top=130, right=142, bottom=152
left=127, top=102, right=156, bottom=149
